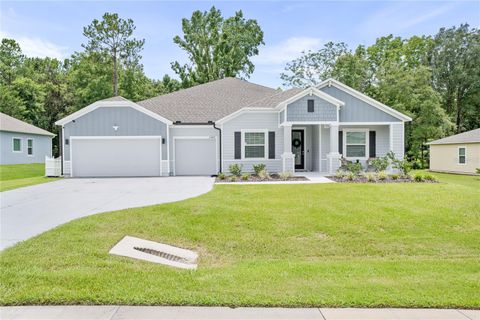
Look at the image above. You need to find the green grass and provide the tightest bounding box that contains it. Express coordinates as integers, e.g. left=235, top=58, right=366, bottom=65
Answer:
left=0, top=163, right=60, bottom=191
left=1, top=173, right=479, bottom=308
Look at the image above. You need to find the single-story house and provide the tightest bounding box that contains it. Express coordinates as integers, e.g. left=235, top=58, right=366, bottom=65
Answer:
left=427, top=128, right=480, bottom=174
left=0, top=112, right=55, bottom=165
left=55, top=78, right=412, bottom=177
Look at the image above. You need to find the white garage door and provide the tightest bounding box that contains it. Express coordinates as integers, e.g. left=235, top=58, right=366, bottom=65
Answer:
left=174, top=137, right=217, bottom=176
left=71, top=137, right=162, bottom=177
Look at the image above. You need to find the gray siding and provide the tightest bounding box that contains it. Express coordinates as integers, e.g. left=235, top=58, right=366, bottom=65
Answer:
left=279, top=110, right=285, bottom=125
left=311, top=125, right=319, bottom=171
left=391, top=123, right=404, bottom=159
left=222, top=112, right=283, bottom=173
left=63, top=107, right=168, bottom=160
left=320, top=125, right=330, bottom=172
left=287, top=95, right=337, bottom=122
left=0, top=131, right=52, bottom=164
left=320, top=86, right=401, bottom=122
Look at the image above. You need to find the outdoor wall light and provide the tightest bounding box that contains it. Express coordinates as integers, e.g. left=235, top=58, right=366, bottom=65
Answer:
left=112, top=125, right=119, bottom=131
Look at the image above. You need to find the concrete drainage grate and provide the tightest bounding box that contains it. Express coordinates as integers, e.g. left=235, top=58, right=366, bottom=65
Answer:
left=109, top=236, right=198, bottom=270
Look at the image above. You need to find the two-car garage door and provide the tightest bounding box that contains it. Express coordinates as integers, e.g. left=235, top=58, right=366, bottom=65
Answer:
left=71, top=137, right=162, bottom=177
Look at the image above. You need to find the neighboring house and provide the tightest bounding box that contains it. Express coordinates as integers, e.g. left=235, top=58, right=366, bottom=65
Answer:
left=427, top=128, right=480, bottom=174
left=55, top=78, right=412, bottom=177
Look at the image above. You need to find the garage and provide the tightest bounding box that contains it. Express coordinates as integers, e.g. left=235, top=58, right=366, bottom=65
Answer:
left=70, top=136, right=162, bottom=177
left=174, top=137, right=217, bottom=176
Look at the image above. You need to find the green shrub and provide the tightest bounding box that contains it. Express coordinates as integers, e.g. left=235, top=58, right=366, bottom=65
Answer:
left=346, top=172, right=356, bottom=181
left=476, top=168, right=480, bottom=174
left=391, top=173, right=399, bottom=180
left=387, top=152, right=412, bottom=176
left=241, top=173, right=250, bottom=181
left=252, top=164, right=266, bottom=175
left=413, top=173, right=424, bottom=182
left=346, top=162, right=363, bottom=175
left=229, top=164, right=243, bottom=177
left=258, top=169, right=270, bottom=180
left=423, top=173, right=437, bottom=182
left=378, top=171, right=388, bottom=181
left=230, top=175, right=238, bottom=182
left=364, top=172, right=377, bottom=182
left=335, top=170, right=347, bottom=179
left=279, top=172, right=292, bottom=181
left=218, top=172, right=226, bottom=180
left=371, top=156, right=390, bottom=172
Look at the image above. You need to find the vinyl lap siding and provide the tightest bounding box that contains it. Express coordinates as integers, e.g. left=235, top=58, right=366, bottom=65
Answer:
left=391, top=123, right=404, bottom=159
left=0, top=131, right=52, bottom=164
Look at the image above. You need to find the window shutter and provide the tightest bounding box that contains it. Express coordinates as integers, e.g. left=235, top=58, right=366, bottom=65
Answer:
left=307, top=99, right=314, bottom=112
left=369, top=131, right=376, bottom=158
left=338, top=131, right=343, bottom=154
left=234, top=132, right=241, bottom=159
left=268, top=131, right=275, bottom=159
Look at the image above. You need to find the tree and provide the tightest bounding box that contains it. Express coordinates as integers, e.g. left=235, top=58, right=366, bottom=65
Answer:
left=331, top=45, right=371, bottom=92
left=171, top=6, right=264, bottom=87
left=0, top=38, right=24, bottom=86
left=82, top=12, right=145, bottom=96
left=280, top=42, right=349, bottom=87
left=431, top=24, right=480, bottom=132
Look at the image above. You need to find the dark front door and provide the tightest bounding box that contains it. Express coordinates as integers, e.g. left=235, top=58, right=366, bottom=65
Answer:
left=292, top=129, right=304, bottom=170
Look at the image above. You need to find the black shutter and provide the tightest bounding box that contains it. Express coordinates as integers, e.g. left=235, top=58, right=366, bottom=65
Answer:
left=268, top=131, right=275, bottom=159
left=307, top=99, right=314, bottom=112
left=338, top=131, right=343, bottom=154
left=234, top=132, right=241, bottom=159
left=369, top=131, right=376, bottom=158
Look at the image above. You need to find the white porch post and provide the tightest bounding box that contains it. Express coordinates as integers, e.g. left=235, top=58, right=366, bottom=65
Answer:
left=327, top=124, right=341, bottom=173
left=282, top=124, right=294, bottom=173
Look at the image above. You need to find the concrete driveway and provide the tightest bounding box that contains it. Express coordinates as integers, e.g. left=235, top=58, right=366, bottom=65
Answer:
left=0, top=177, right=214, bottom=250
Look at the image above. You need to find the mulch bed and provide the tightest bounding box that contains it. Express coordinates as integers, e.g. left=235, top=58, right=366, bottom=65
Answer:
left=216, top=173, right=308, bottom=183
left=328, top=176, right=438, bottom=183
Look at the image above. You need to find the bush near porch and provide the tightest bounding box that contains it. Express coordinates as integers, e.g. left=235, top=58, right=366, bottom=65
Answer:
left=0, top=172, right=479, bottom=308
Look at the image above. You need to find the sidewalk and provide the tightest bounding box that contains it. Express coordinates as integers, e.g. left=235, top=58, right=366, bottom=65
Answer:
left=1, top=306, right=478, bottom=320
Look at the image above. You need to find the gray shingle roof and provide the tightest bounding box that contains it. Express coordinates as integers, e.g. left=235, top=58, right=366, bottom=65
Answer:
left=137, top=77, right=280, bottom=123
left=428, top=128, right=480, bottom=145
left=0, top=112, right=55, bottom=136
left=245, top=87, right=304, bottom=108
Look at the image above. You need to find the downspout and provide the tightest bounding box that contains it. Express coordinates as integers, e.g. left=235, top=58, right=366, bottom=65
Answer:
left=212, top=122, right=222, bottom=173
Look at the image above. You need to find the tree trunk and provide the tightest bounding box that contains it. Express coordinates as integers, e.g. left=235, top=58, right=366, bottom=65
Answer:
left=113, top=49, right=118, bottom=96
left=456, top=89, right=462, bottom=133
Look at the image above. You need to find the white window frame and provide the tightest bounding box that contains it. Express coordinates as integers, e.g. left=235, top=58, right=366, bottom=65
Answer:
left=458, top=146, right=467, bottom=165
left=12, top=137, right=22, bottom=153
left=241, top=129, right=269, bottom=160
left=27, top=138, right=34, bottom=156
left=343, top=128, right=369, bottom=160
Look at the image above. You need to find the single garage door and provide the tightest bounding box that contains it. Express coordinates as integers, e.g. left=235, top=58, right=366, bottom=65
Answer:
left=71, top=137, right=162, bottom=177
left=174, top=137, right=217, bottom=176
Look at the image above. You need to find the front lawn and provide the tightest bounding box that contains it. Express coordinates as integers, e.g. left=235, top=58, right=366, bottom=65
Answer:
left=0, top=163, right=60, bottom=192
left=1, top=173, right=479, bottom=308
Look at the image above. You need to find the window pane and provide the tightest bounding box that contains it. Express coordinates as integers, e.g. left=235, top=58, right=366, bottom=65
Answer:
left=459, top=155, right=466, bottom=164
left=245, top=146, right=264, bottom=158
left=459, top=148, right=465, bottom=156
left=28, top=139, right=33, bottom=147
left=346, top=132, right=366, bottom=144
left=346, top=145, right=366, bottom=157
left=245, top=132, right=265, bottom=144
left=13, top=139, right=21, bottom=151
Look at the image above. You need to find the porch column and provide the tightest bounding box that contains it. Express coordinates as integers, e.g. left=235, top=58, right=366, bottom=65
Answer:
left=281, top=124, right=294, bottom=173
left=327, top=124, right=341, bottom=173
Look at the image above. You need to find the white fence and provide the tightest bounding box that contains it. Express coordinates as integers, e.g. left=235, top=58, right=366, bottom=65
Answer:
left=45, top=156, right=62, bottom=177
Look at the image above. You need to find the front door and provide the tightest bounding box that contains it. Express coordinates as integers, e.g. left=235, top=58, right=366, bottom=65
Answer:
left=292, top=129, right=304, bottom=170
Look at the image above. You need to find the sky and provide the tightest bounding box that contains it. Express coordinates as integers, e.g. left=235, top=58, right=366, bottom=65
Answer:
left=1, top=0, right=479, bottom=88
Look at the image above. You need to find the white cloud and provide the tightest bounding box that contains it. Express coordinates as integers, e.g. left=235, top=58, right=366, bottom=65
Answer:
left=0, top=31, right=68, bottom=60
left=254, top=36, right=322, bottom=65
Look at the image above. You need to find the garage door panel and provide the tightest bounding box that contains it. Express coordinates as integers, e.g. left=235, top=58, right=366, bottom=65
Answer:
left=72, top=138, right=161, bottom=177
left=175, top=138, right=216, bottom=176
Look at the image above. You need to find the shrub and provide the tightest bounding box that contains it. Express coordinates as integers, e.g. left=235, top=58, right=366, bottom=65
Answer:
left=423, top=173, right=437, bottom=182
left=218, top=172, right=226, bottom=180
left=346, top=171, right=356, bottom=181
left=364, top=172, right=377, bottom=182
left=346, top=162, right=363, bottom=175
left=387, top=152, right=412, bottom=176
left=391, top=173, right=399, bottom=180
left=335, top=170, right=347, bottom=179
left=258, top=169, right=270, bottom=180
left=370, top=156, right=390, bottom=172
left=241, top=173, right=250, bottom=181
left=229, top=164, right=243, bottom=177
left=279, top=172, right=292, bottom=181
left=378, top=171, right=388, bottom=181
left=252, top=164, right=266, bottom=175
left=476, top=168, right=480, bottom=174
left=413, top=173, right=424, bottom=182
left=230, top=175, right=238, bottom=182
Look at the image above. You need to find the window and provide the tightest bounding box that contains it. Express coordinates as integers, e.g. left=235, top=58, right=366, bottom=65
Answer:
left=27, top=139, right=33, bottom=156
left=12, top=138, right=21, bottom=152
left=344, top=130, right=368, bottom=159
left=243, top=131, right=266, bottom=159
left=307, top=99, right=314, bottom=112
left=458, top=147, right=466, bottom=164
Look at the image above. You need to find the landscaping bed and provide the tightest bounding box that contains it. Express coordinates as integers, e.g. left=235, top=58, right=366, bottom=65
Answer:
left=216, top=173, right=308, bottom=183
left=330, top=171, right=438, bottom=183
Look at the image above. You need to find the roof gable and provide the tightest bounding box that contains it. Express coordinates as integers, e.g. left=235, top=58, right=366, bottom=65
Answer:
left=0, top=112, right=54, bottom=136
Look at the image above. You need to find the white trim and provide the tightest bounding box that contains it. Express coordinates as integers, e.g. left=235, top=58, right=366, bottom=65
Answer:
left=216, top=109, right=278, bottom=125
left=172, top=136, right=219, bottom=176
left=241, top=129, right=269, bottom=160
left=389, top=124, right=393, bottom=152
left=69, top=135, right=163, bottom=178
left=11, top=137, right=22, bottom=153
left=318, top=125, right=322, bottom=172
left=27, top=138, right=34, bottom=157
left=458, top=146, right=467, bottom=165
left=61, top=126, right=65, bottom=174
left=316, top=78, right=412, bottom=122
left=55, top=100, right=173, bottom=126
left=275, top=87, right=345, bottom=110
left=340, top=121, right=401, bottom=125
left=343, top=128, right=369, bottom=161
left=285, top=121, right=338, bottom=125
left=171, top=125, right=214, bottom=128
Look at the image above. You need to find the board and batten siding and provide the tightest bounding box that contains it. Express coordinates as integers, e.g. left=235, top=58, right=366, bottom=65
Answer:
left=320, top=86, right=401, bottom=123
left=222, top=112, right=283, bottom=173
left=287, top=95, right=337, bottom=122
left=0, top=131, right=52, bottom=164
left=63, top=106, right=168, bottom=161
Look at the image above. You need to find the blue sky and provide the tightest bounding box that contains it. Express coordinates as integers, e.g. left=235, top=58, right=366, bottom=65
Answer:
left=1, top=1, right=479, bottom=88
